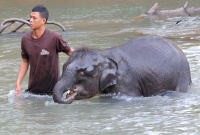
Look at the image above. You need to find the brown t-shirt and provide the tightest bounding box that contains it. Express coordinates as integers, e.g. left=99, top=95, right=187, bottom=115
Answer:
left=21, top=29, right=70, bottom=95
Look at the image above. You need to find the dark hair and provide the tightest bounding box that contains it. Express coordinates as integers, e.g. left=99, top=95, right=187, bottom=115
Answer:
left=32, top=5, right=49, bottom=22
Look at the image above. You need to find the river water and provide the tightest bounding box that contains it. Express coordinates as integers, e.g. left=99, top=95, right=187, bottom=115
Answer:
left=1, top=0, right=200, bottom=134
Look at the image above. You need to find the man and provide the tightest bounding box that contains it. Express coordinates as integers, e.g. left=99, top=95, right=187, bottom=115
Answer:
left=15, top=5, right=74, bottom=95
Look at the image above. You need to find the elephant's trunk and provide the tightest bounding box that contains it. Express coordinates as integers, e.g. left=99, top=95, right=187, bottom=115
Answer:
left=53, top=70, right=77, bottom=104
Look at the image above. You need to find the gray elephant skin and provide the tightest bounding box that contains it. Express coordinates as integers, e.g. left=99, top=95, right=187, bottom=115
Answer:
left=53, top=36, right=191, bottom=104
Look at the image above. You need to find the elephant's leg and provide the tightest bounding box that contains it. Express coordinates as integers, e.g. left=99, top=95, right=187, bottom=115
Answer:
left=175, top=72, right=191, bottom=93
left=153, top=89, right=171, bottom=96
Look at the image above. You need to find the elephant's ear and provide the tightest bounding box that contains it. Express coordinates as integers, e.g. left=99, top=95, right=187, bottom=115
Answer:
left=100, top=58, right=118, bottom=91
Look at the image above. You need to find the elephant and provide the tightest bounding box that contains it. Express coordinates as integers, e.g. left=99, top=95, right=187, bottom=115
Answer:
left=53, top=36, right=191, bottom=104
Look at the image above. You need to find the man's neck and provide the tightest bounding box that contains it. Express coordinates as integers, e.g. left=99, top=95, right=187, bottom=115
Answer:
left=33, top=27, right=45, bottom=39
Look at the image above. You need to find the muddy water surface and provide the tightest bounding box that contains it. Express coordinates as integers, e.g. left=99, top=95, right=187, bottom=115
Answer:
left=1, top=0, right=200, bottom=134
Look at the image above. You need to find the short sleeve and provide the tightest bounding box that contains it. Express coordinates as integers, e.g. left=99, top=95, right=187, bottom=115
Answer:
left=56, top=34, right=71, bottom=53
left=21, top=37, right=29, bottom=59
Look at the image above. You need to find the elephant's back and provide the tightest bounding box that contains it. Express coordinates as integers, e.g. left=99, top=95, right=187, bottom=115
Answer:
left=120, top=36, right=180, bottom=60
left=119, top=36, right=183, bottom=67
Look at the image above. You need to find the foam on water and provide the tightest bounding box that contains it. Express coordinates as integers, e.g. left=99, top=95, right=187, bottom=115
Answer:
left=7, top=90, right=52, bottom=99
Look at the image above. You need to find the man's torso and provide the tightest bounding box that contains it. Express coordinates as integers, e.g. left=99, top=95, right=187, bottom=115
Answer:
left=21, top=29, right=64, bottom=95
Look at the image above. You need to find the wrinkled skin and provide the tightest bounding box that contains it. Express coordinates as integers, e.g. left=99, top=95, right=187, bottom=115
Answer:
left=53, top=36, right=191, bottom=104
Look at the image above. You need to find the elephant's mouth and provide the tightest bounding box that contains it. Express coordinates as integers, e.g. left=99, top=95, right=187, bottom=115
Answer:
left=61, top=87, right=79, bottom=104
left=66, top=90, right=75, bottom=97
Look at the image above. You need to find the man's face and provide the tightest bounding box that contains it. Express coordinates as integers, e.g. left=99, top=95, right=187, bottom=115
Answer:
left=30, top=12, right=46, bottom=30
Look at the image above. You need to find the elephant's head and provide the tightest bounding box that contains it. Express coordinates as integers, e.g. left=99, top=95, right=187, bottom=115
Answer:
left=53, top=48, right=118, bottom=104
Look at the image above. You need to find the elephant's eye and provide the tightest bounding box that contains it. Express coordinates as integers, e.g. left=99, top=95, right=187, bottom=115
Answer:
left=79, top=71, right=84, bottom=76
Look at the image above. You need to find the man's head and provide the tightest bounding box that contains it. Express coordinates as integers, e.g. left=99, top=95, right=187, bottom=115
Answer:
left=30, top=5, right=49, bottom=30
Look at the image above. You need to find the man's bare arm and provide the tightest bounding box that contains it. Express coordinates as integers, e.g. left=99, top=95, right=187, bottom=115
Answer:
left=15, top=58, right=29, bottom=95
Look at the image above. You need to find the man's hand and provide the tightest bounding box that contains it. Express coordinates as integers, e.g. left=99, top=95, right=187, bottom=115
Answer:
left=15, top=84, right=21, bottom=95
left=67, top=48, right=75, bottom=56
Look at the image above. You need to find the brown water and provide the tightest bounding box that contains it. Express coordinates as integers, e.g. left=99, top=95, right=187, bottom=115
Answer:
left=1, top=0, right=200, bottom=134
